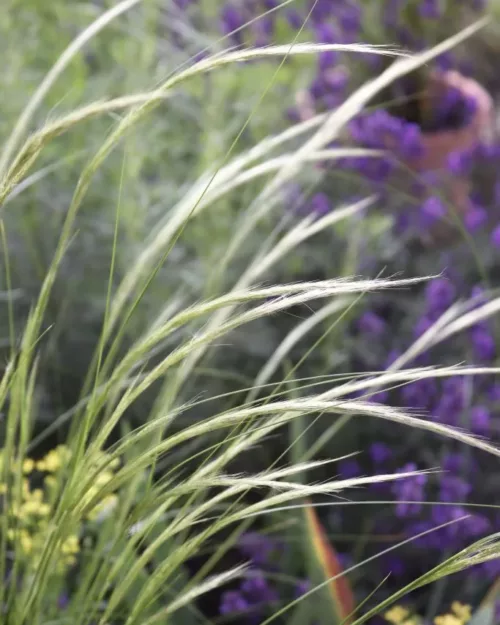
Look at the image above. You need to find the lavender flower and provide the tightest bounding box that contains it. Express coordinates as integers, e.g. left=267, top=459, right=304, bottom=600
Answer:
left=464, top=204, right=487, bottom=232
left=358, top=311, right=386, bottom=335
left=434, top=378, right=466, bottom=425
left=294, top=579, right=311, bottom=598
left=446, top=149, right=474, bottom=176
left=418, top=196, right=446, bottom=230
left=400, top=378, right=437, bottom=410
left=220, top=590, right=250, bottom=616
left=491, top=224, right=500, bottom=248
left=425, top=278, right=455, bottom=317
left=286, top=9, right=303, bottom=29
left=309, top=192, right=331, bottom=216
left=439, top=474, right=471, bottom=502
left=392, top=463, right=427, bottom=518
left=418, top=0, right=441, bottom=19
left=470, top=326, right=495, bottom=361
left=339, top=458, right=361, bottom=479
left=470, top=405, right=490, bottom=434
left=241, top=574, right=278, bottom=604
left=220, top=4, right=245, bottom=44
left=239, top=532, right=276, bottom=567
left=369, top=442, right=392, bottom=465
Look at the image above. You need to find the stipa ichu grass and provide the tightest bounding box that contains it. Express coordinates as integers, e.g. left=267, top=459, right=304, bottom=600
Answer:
left=0, top=3, right=498, bottom=625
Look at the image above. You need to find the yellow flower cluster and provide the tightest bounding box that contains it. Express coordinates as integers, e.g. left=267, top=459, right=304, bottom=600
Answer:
left=384, top=602, right=472, bottom=625
left=0, top=445, right=121, bottom=572
left=434, top=603, right=472, bottom=625
left=384, top=606, right=420, bottom=625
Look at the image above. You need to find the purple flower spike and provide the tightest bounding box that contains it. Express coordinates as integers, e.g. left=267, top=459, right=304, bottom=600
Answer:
left=369, top=442, right=392, bottom=465
left=470, top=405, right=491, bottom=434
left=241, top=574, right=278, bottom=604
left=324, top=68, right=349, bottom=92
left=239, top=532, right=276, bottom=566
left=220, top=5, right=245, bottom=44
left=392, top=463, right=427, bottom=518
left=339, top=3, right=362, bottom=34
left=419, top=196, right=446, bottom=230
left=309, top=192, right=330, bottom=216
left=286, top=9, right=303, bottom=29
left=400, top=124, right=424, bottom=160
left=314, top=22, right=337, bottom=44
left=381, top=555, right=406, bottom=577
left=253, top=15, right=275, bottom=46
left=413, top=315, right=434, bottom=338
left=58, top=594, right=69, bottom=610
left=471, top=285, right=487, bottom=305
left=440, top=474, right=471, bottom=502
left=435, top=52, right=455, bottom=71
left=434, top=378, right=466, bottom=425
left=358, top=311, right=385, bottom=335
left=471, top=327, right=496, bottom=361
left=418, top=0, right=441, bottom=18
left=489, top=384, right=500, bottom=402
left=464, top=204, right=487, bottom=232
left=425, top=278, right=455, bottom=315
left=383, top=0, right=403, bottom=27
left=370, top=390, right=389, bottom=404
left=318, top=50, right=338, bottom=72
left=310, top=77, right=325, bottom=100
left=464, top=513, right=491, bottom=537
left=294, top=579, right=311, bottom=599
left=447, top=149, right=473, bottom=176
left=442, top=452, right=464, bottom=473
left=220, top=590, right=250, bottom=616
left=401, top=379, right=437, bottom=410
left=491, top=224, right=500, bottom=248
left=339, top=458, right=361, bottom=479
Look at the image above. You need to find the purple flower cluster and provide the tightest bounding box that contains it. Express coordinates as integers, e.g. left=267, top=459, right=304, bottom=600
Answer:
left=341, top=263, right=500, bottom=589
left=220, top=573, right=279, bottom=621
left=218, top=532, right=311, bottom=623
left=338, top=111, right=424, bottom=185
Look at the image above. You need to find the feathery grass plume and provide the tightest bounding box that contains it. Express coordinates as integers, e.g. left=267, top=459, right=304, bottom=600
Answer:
left=0, top=5, right=497, bottom=625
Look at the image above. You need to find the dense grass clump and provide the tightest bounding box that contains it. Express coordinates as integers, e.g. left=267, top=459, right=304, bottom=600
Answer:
left=1, top=2, right=500, bottom=625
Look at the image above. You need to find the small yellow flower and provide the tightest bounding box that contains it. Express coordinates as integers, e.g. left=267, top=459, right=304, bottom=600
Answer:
left=434, top=615, right=463, bottom=625
left=385, top=606, right=410, bottom=624
left=20, top=500, right=51, bottom=517
left=45, top=475, right=57, bottom=489
left=19, top=530, right=33, bottom=554
left=43, top=450, right=62, bottom=472
left=36, top=446, right=70, bottom=473
left=22, top=479, right=30, bottom=497
left=22, top=459, right=35, bottom=474
left=451, top=603, right=472, bottom=623
left=61, top=535, right=80, bottom=555
left=29, top=489, right=44, bottom=502
left=402, top=619, right=420, bottom=625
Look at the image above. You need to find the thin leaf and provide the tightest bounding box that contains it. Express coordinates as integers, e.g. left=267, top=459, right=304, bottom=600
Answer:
left=303, top=503, right=355, bottom=625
